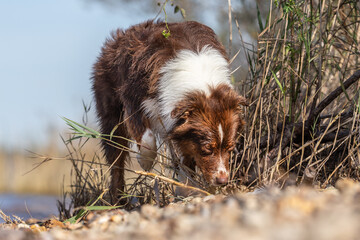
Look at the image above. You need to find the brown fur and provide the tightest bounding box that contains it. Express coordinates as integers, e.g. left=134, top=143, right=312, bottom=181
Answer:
left=92, top=20, right=246, bottom=199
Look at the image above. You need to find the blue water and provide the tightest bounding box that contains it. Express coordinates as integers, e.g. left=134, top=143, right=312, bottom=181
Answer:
left=0, top=194, right=59, bottom=223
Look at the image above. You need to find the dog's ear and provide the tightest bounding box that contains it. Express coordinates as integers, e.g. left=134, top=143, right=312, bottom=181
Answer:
left=171, top=99, right=194, bottom=120
left=171, top=105, right=191, bottom=120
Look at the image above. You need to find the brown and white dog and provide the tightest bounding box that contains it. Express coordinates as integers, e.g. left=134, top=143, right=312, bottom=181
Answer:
left=92, top=20, right=247, bottom=197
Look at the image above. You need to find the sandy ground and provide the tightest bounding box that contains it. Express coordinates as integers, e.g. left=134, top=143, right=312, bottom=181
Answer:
left=1, top=178, right=360, bottom=240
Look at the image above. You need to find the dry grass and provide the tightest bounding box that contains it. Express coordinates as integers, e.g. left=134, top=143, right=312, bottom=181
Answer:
left=57, top=0, right=360, bottom=220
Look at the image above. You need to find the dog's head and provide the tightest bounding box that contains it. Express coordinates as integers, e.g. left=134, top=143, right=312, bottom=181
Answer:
left=170, top=84, right=247, bottom=185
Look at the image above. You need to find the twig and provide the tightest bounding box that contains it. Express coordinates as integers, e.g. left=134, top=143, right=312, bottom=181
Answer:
left=0, top=210, right=12, bottom=224
left=228, top=0, right=232, bottom=57
left=134, top=170, right=211, bottom=196
left=307, top=69, right=360, bottom=127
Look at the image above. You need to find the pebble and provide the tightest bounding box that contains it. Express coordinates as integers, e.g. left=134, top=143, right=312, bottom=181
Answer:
left=15, top=224, right=30, bottom=230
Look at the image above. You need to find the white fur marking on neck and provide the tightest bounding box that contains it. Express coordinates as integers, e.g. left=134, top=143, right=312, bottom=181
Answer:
left=158, top=46, right=232, bottom=132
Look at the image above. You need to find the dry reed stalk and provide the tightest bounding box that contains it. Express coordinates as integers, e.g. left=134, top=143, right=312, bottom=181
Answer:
left=133, top=170, right=211, bottom=196
left=232, top=0, right=360, bottom=188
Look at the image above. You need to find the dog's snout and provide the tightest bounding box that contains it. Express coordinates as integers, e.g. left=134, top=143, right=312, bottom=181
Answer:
left=215, top=172, right=229, bottom=185
left=216, top=176, right=228, bottom=185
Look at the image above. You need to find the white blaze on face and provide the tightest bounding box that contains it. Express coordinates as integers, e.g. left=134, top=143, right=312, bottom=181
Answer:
left=217, top=157, right=227, bottom=173
left=218, top=124, right=224, bottom=144
left=215, top=125, right=228, bottom=181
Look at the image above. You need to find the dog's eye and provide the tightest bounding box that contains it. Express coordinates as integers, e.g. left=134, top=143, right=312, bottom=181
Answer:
left=201, top=144, right=213, bottom=156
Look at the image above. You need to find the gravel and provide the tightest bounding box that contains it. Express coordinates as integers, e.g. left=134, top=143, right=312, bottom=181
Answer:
left=1, top=178, right=360, bottom=240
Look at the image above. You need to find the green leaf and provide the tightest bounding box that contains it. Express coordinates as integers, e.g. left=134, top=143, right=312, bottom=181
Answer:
left=109, top=124, right=119, bottom=141
left=85, top=205, right=120, bottom=211
left=257, top=4, right=264, bottom=31
left=61, top=117, right=101, bottom=138
left=63, top=190, right=111, bottom=224
left=271, top=70, right=285, bottom=95
left=162, top=29, right=170, bottom=39
left=180, top=7, right=186, bottom=19
left=339, top=79, right=351, bottom=102
left=264, top=7, right=270, bottom=30
left=64, top=209, right=87, bottom=224
left=174, top=5, right=179, bottom=14
left=230, top=75, right=235, bottom=85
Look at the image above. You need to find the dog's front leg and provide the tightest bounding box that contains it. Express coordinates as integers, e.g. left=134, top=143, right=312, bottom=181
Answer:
left=136, top=128, right=157, bottom=171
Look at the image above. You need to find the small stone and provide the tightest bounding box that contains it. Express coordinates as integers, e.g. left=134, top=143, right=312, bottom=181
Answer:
left=184, top=203, right=197, bottom=214
left=335, top=178, right=357, bottom=192
left=30, top=224, right=47, bottom=233
left=110, top=214, right=123, bottom=223
left=84, top=212, right=95, bottom=222
left=16, top=223, right=30, bottom=229
left=96, top=215, right=110, bottom=225
left=203, top=195, right=216, bottom=202
left=66, top=222, right=83, bottom=230
left=191, top=197, right=203, bottom=204
left=47, top=219, right=66, bottom=229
